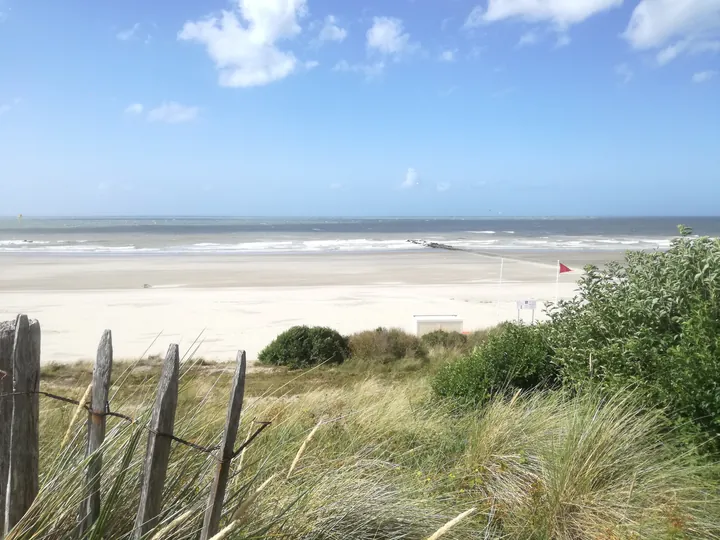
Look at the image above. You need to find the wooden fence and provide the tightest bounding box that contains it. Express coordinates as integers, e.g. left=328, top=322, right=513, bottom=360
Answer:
left=0, top=314, right=266, bottom=539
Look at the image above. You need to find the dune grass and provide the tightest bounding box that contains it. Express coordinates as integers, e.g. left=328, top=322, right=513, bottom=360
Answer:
left=17, top=358, right=720, bottom=539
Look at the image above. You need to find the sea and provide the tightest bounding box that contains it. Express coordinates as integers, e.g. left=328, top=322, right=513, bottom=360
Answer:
left=1, top=217, right=719, bottom=255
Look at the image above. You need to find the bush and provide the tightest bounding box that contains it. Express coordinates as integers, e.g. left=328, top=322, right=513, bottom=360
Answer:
left=432, top=322, right=557, bottom=404
left=258, top=326, right=349, bottom=369
left=546, top=226, right=720, bottom=443
left=465, top=327, right=500, bottom=350
left=420, top=330, right=467, bottom=349
left=349, top=328, right=427, bottom=363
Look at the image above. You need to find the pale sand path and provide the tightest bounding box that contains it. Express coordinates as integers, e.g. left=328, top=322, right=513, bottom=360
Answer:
left=0, top=251, right=618, bottom=364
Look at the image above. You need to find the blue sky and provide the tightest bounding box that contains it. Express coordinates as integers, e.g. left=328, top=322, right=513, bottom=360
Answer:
left=1, top=0, right=719, bottom=217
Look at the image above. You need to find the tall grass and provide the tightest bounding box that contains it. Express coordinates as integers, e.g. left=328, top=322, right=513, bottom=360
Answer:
left=17, top=369, right=720, bottom=539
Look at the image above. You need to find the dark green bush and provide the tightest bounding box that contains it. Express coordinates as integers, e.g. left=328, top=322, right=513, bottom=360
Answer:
left=420, top=330, right=468, bottom=349
left=258, top=326, right=350, bottom=369
left=547, top=226, right=720, bottom=442
left=349, top=328, right=427, bottom=363
left=432, top=322, right=557, bottom=404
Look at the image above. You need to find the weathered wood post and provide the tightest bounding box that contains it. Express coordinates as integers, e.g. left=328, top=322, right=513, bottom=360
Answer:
left=133, top=344, right=180, bottom=538
left=200, top=350, right=247, bottom=540
left=77, top=330, right=113, bottom=534
left=4, top=315, right=41, bottom=535
left=0, top=320, right=17, bottom=540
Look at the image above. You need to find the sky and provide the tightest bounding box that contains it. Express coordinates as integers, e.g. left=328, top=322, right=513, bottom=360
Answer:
left=1, top=0, right=719, bottom=217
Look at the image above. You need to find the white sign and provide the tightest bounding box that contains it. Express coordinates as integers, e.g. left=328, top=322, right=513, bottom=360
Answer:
left=516, top=299, right=537, bottom=311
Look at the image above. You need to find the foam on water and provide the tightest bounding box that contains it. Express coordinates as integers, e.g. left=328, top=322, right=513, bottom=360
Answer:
left=0, top=235, right=680, bottom=254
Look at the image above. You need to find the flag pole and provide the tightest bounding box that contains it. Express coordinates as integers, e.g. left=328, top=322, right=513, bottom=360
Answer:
left=554, top=260, right=560, bottom=304
left=495, top=258, right=504, bottom=321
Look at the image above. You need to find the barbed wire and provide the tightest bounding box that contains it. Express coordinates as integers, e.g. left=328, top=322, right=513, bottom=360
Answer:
left=0, top=390, right=271, bottom=461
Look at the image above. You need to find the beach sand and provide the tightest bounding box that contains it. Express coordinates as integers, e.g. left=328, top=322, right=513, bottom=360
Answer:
left=0, top=250, right=621, bottom=364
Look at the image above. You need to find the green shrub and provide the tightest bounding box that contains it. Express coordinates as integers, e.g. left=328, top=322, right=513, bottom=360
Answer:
left=349, top=328, right=427, bottom=363
left=547, top=226, right=720, bottom=443
left=465, top=327, right=500, bottom=350
left=420, top=330, right=467, bottom=349
left=432, top=322, right=557, bottom=404
left=258, top=326, right=349, bottom=369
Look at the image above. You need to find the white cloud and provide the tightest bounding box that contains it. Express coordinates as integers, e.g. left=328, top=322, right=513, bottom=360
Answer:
left=615, top=62, right=633, bottom=84
left=117, top=23, right=141, bottom=41
left=179, top=0, right=308, bottom=88
left=124, top=103, right=144, bottom=115
left=436, top=182, right=451, bottom=192
left=655, top=39, right=720, bottom=65
left=466, top=0, right=623, bottom=29
left=318, top=15, right=347, bottom=42
left=305, top=60, right=319, bottom=69
left=624, top=0, right=720, bottom=49
left=656, top=41, right=686, bottom=64
left=367, top=17, right=416, bottom=57
left=693, top=70, right=717, bottom=82
left=333, top=60, right=385, bottom=79
left=624, top=0, right=720, bottom=64
left=439, top=49, right=457, bottom=62
left=556, top=33, right=571, bottom=47
left=401, top=168, right=419, bottom=189
left=518, top=30, right=540, bottom=47
left=329, top=182, right=342, bottom=190
left=147, top=102, right=199, bottom=123
left=464, top=6, right=485, bottom=28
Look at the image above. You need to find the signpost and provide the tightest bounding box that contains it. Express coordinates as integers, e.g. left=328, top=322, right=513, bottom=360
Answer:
left=516, top=299, right=537, bottom=324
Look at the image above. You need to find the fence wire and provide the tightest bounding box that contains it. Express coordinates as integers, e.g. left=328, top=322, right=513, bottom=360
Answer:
left=0, top=390, right=271, bottom=461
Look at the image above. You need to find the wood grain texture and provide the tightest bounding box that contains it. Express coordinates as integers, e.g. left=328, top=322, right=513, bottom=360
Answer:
left=78, top=330, right=113, bottom=535
left=200, top=350, right=247, bottom=540
left=0, top=320, right=16, bottom=540
left=133, top=344, right=180, bottom=539
left=4, top=315, right=41, bottom=536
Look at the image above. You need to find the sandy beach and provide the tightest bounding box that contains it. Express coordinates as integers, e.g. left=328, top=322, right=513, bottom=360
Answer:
left=0, top=249, right=623, bottom=364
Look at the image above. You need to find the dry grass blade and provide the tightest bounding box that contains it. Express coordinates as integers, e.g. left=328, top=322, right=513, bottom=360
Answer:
left=61, top=382, right=92, bottom=447
left=426, top=507, right=477, bottom=540
left=287, top=420, right=323, bottom=480
left=207, top=519, right=240, bottom=540
left=231, top=473, right=277, bottom=521
left=148, top=509, right=195, bottom=540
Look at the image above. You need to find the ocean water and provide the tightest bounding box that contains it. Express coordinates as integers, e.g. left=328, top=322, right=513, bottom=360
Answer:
left=0, top=217, right=718, bottom=255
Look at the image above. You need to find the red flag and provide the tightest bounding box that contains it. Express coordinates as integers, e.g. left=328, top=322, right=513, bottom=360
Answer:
left=559, top=262, right=572, bottom=274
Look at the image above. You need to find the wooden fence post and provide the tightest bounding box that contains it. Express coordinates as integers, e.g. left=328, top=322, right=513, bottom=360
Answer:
left=77, top=330, right=113, bottom=535
left=4, top=315, right=41, bottom=535
left=200, top=350, right=247, bottom=540
left=133, top=344, right=180, bottom=539
left=0, top=320, right=17, bottom=540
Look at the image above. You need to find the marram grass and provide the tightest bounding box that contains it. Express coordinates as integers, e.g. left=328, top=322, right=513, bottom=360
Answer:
left=15, top=369, right=720, bottom=539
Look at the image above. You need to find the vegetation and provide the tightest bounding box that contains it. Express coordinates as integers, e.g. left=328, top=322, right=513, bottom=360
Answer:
left=420, top=329, right=468, bottom=349
left=27, top=368, right=720, bottom=539
left=432, top=228, right=720, bottom=450
left=14, top=225, right=720, bottom=538
left=547, top=227, right=720, bottom=443
left=432, top=322, right=557, bottom=405
left=349, top=327, right=427, bottom=363
left=257, top=325, right=349, bottom=369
